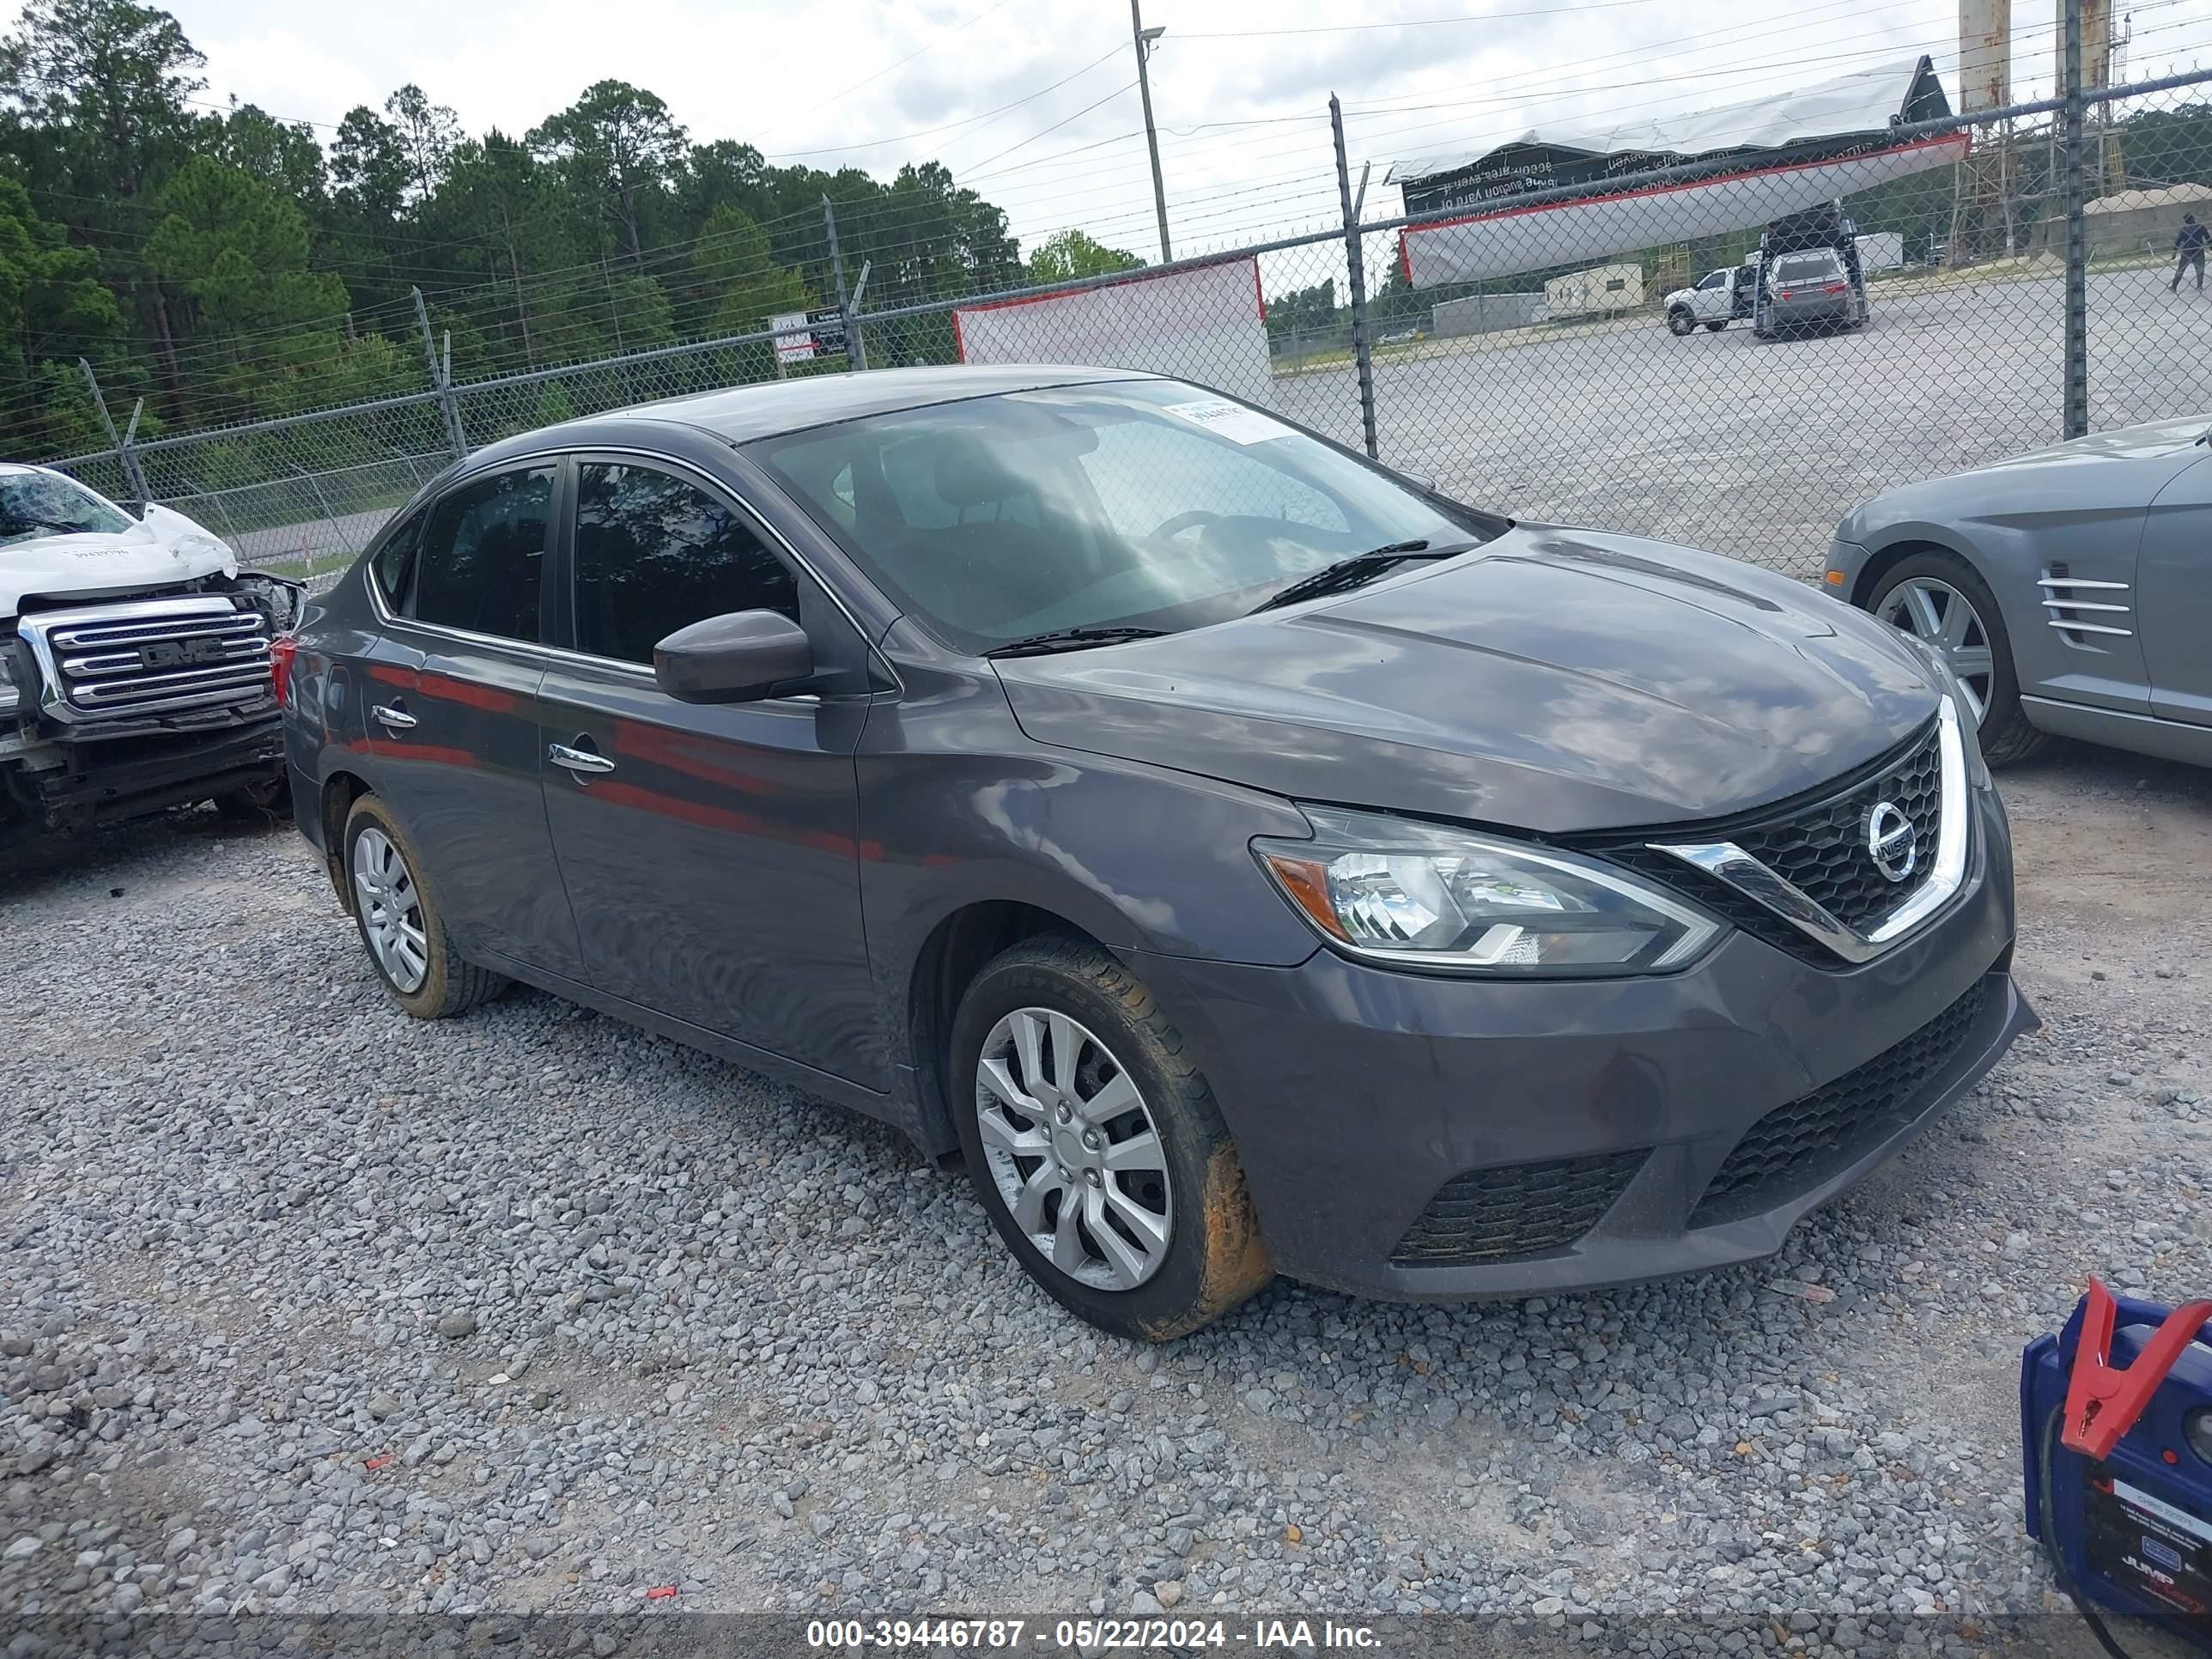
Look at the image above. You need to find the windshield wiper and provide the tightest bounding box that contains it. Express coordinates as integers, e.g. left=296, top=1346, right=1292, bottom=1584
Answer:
left=982, top=625, right=1170, bottom=659
left=1249, top=539, right=1469, bottom=614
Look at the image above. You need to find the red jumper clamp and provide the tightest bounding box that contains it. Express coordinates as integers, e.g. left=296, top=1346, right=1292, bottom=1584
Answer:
left=2061, top=1276, right=2212, bottom=1461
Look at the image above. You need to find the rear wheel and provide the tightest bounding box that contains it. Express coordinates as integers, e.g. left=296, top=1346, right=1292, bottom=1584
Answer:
left=1703, top=319, right=1727, bottom=331
left=341, top=793, right=509, bottom=1018
left=1869, top=551, right=2046, bottom=765
left=950, top=934, right=1272, bottom=1340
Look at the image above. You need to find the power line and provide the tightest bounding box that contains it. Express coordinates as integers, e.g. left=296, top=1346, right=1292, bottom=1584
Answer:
left=759, top=40, right=1127, bottom=159
left=1175, top=0, right=1664, bottom=36
left=748, top=0, right=1026, bottom=144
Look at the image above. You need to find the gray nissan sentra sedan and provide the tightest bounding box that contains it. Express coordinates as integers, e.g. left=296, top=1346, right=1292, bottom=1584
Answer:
left=280, top=364, right=2033, bottom=1340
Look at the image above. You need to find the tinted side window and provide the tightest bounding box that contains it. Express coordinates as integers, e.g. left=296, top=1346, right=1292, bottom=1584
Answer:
left=573, top=462, right=799, bottom=665
left=413, top=467, right=553, bottom=641
left=367, top=503, right=428, bottom=605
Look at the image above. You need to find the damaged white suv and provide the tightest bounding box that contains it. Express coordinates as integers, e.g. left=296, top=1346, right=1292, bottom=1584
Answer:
left=0, top=464, right=301, bottom=854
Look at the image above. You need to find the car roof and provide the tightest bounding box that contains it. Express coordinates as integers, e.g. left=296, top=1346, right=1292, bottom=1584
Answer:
left=467, top=362, right=1165, bottom=470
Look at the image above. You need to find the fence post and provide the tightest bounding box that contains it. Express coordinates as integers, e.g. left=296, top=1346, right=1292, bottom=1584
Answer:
left=77, top=358, right=153, bottom=504
left=2062, top=0, right=2089, bottom=440
left=823, top=197, right=867, bottom=372
left=1330, top=94, right=1380, bottom=461
left=412, top=287, right=468, bottom=460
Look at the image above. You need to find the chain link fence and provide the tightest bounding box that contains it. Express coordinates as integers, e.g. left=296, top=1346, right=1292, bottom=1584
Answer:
left=39, top=50, right=2212, bottom=592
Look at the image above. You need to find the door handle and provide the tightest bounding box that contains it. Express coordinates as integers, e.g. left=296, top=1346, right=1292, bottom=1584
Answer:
left=548, top=742, right=616, bottom=777
left=371, top=702, right=417, bottom=732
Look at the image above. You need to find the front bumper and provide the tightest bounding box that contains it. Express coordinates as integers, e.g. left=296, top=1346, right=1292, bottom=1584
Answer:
left=6, top=713, right=284, bottom=832
left=1133, top=782, right=2031, bottom=1301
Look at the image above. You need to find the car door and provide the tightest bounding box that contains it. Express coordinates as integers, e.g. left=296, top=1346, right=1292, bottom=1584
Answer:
left=2137, top=451, right=2212, bottom=726
left=356, top=460, right=587, bottom=981
left=535, top=453, right=884, bottom=1087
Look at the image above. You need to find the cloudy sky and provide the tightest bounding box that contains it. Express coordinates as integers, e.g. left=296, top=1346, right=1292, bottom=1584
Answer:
left=10, top=0, right=2209, bottom=262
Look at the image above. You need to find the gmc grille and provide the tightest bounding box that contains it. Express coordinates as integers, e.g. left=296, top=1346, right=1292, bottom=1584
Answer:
left=21, top=595, right=271, bottom=720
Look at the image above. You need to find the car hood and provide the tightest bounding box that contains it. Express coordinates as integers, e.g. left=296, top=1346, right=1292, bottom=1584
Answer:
left=993, top=525, right=1941, bottom=835
left=0, top=506, right=235, bottom=620
left=1842, top=413, right=2211, bottom=539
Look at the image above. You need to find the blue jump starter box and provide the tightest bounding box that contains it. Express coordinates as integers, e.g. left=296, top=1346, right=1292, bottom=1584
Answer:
left=2021, top=1284, right=2212, bottom=1648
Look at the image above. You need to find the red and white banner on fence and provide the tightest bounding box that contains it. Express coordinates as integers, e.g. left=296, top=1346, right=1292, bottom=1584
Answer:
left=954, top=258, right=1273, bottom=408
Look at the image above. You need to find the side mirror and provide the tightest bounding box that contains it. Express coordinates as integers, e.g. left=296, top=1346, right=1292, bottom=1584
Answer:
left=653, top=610, right=814, bottom=703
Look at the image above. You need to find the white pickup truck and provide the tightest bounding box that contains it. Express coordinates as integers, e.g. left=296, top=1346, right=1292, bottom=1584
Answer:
left=1662, top=266, right=1752, bottom=336
left=0, top=464, right=301, bottom=854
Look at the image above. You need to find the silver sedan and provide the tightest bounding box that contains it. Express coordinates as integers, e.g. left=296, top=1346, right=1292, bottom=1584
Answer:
left=1826, top=415, right=2212, bottom=769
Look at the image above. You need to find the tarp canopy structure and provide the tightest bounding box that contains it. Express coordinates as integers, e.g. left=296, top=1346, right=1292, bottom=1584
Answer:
left=1389, top=58, right=1953, bottom=211
left=1390, top=58, right=1960, bottom=290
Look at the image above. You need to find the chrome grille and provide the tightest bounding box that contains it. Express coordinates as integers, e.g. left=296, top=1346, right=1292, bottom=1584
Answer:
left=21, top=595, right=271, bottom=719
left=1581, top=700, right=1970, bottom=967
left=1726, top=724, right=1942, bottom=933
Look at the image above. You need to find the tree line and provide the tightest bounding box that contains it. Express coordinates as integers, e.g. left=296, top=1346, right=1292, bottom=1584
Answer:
left=0, top=0, right=1146, bottom=462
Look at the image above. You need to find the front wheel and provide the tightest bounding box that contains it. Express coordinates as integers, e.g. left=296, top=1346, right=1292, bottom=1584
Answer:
left=950, top=934, right=1273, bottom=1340
left=1869, top=552, right=2045, bottom=765
left=1667, top=308, right=1696, bottom=336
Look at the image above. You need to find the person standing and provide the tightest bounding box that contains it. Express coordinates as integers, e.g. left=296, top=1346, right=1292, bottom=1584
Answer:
left=2172, top=214, right=2209, bottom=292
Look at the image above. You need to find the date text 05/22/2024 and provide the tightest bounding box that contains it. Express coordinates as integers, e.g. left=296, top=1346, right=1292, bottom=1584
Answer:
left=803, top=1619, right=1383, bottom=1650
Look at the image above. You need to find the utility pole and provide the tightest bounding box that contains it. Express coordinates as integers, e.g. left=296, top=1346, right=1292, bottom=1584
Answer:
left=2062, top=0, right=2088, bottom=439
left=1131, top=0, right=1171, bottom=264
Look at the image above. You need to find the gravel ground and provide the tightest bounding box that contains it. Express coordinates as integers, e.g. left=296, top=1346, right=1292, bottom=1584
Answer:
left=3, top=742, right=2209, bottom=1654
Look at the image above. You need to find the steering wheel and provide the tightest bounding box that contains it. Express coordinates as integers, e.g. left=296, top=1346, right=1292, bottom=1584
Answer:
left=1148, top=508, right=1221, bottom=541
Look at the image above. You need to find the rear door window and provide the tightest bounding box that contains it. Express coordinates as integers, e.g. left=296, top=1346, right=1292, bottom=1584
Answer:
left=367, top=503, right=428, bottom=605
left=411, top=466, right=554, bottom=641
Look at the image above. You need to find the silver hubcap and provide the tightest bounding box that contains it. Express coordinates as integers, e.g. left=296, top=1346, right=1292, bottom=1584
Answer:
left=1875, top=577, right=1994, bottom=725
left=974, top=1008, right=1173, bottom=1292
left=351, top=826, right=428, bottom=994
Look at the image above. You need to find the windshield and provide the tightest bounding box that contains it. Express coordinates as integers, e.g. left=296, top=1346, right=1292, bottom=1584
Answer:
left=1774, top=252, right=1842, bottom=283
left=753, top=380, right=1501, bottom=653
left=0, top=471, right=132, bottom=547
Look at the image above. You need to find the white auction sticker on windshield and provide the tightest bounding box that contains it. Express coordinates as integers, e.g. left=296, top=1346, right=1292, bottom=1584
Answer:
left=1163, top=398, right=1294, bottom=445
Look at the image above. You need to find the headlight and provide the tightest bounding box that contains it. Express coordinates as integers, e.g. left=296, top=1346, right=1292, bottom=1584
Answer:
left=1253, top=807, right=1723, bottom=976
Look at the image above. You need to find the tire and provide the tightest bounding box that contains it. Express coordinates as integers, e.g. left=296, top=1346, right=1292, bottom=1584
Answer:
left=949, top=933, right=1273, bottom=1341
left=340, top=793, right=509, bottom=1018
left=1867, top=550, right=2048, bottom=766
left=1703, top=319, right=1727, bottom=331
left=1667, top=308, right=1695, bottom=337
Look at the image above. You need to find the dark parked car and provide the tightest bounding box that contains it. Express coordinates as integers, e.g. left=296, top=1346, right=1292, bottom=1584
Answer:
left=283, top=366, right=2033, bottom=1339
left=1759, top=248, right=1866, bottom=336
left=1828, top=414, right=2212, bottom=769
